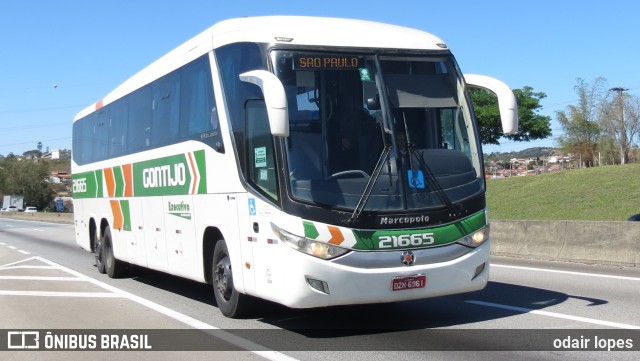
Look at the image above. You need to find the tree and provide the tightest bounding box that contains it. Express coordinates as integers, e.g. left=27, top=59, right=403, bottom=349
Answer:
left=0, top=158, right=54, bottom=209
left=471, top=86, right=552, bottom=145
left=556, top=78, right=607, bottom=167
left=23, top=149, right=42, bottom=159
left=600, top=90, right=640, bottom=165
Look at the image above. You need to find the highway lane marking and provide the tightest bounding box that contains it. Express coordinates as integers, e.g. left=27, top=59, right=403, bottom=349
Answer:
left=0, top=254, right=299, bottom=360
left=466, top=300, right=640, bottom=329
left=0, top=276, right=83, bottom=281
left=492, top=263, right=640, bottom=281
left=0, top=246, right=32, bottom=255
left=0, top=290, right=123, bottom=297
left=0, top=256, right=122, bottom=298
left=1, top=265, right=56, bottom=270
left=0, top=256, right=56, bottom=270
left=25, top=256, right=300, bottom=361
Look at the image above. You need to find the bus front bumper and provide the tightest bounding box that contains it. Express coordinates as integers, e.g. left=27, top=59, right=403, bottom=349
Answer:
left=256, top=240, right=490, bottom=309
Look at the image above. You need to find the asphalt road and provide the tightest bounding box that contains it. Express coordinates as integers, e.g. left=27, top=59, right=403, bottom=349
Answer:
left=1, top=217, right=639, bottom=361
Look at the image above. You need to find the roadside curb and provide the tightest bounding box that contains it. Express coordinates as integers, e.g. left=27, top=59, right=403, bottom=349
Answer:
left=0, top=212, right=74, bottom=224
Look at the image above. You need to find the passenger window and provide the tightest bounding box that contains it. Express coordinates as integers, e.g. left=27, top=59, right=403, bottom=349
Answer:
left=151, top=72, right=180, bottom=147
left=180, top=55, right=223, bottom=152
left=109, top=99, right=128, bottom=157
left=93, top=109, right=109, bottom=161
left=128, top=86, right=152, bottom=152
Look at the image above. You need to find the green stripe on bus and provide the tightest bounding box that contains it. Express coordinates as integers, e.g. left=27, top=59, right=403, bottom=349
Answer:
left=351, top=211, right=487, bottom=250
left=120, top=200, right=132, bottom=231
left=303, top=221, right=320, bottom=240
left=74, top=151, right=208, bottom=199
left=194, top=150, right=207, bottom=194
left=113, top=166, right=124, bottom=198
left=95, top=169, right=103, bottom=198
left=72, top=169, right=103, bottom=199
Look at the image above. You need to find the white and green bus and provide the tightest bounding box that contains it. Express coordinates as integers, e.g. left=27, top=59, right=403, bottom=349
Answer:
left=72, top=16, right=517, bottom=318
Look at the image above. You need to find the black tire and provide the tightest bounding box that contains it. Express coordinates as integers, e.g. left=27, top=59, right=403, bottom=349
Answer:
left=103, top=227, right=126, bottom=278
left=94, top=229, right=106, bottom=274
left=212, top=240, right=251, bottom=318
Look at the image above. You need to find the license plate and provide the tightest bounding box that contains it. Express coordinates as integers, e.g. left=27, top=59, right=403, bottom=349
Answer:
left=392, top=274, right=426, bottom=291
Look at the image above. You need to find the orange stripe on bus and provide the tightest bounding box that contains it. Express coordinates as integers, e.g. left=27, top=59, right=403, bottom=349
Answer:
left=103, top=167, right=116, bottom=198
left=95, top=99, right=104, bottom=110
left=110, top=200, right=123, bottom=230
left=327, top=226, right=344, bottom=245
left=187, top=152, right=198, bottom=195
left=122, top=163, right=133, bottom=197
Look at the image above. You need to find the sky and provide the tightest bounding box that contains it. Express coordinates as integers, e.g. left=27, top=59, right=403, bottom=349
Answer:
left=2, top=0, right=640, bottom=157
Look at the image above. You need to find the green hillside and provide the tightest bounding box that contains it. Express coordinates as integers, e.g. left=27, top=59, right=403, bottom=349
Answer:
left=485, top=163, right=640, bottom=221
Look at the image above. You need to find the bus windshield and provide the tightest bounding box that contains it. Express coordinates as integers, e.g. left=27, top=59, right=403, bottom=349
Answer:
left=273, top=50, right=484, bottom=212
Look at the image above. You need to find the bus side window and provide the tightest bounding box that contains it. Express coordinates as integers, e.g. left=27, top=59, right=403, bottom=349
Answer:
left=180, top=55, right=223, bottom=152
left=109, top=98, right=128, bottom=157
left=245, top=99, right=279, bottom=201
left=93, top=109, right=109, bottom=161
left=151, top=72, right=180, bottom=147
left=128, top=86, right=152, bottom=152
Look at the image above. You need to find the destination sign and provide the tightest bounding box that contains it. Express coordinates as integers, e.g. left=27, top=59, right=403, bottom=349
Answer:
left=294, top=55, right=361, bottom=70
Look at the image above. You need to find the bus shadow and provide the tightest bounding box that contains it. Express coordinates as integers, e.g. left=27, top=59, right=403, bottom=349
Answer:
left=256, top=281, right=606, bottom=332
left=128, top=269, right=608, bottom=333
left=129, top=267, right=215, bottom=305
left=234, top=281, right=610, bottom=350
left=127, top=269, right=614, bottom=350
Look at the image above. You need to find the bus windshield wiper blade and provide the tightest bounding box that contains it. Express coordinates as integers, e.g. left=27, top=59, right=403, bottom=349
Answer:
left=347, top=146, right=391, bottom=226
left=408, top=147, right=462, bottom=218
left=400, top=112, right=461, bottom=218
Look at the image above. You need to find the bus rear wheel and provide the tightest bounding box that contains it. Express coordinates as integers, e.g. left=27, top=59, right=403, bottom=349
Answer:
left=103, top=227, right=126, bottom=278
left=212, top=240, right=250, bottom=318
left=94, top=232, right=106, bottom=274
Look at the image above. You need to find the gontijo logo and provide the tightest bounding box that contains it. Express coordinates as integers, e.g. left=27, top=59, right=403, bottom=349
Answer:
left=142, top=163, right=186, bottom=188
left=133, top=152, right=205, bottom=196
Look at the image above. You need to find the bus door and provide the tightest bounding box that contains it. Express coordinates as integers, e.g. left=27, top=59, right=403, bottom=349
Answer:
left=142, top=197, right=168, bottom=270
left=125, top=199, right=147, bottom=266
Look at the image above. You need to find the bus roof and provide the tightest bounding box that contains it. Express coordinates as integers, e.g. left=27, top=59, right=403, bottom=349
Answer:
left=74, top=16, right=448, bottom=121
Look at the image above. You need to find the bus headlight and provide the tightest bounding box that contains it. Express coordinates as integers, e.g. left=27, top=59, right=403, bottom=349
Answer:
left=271, top=223, right=350, bottom=260
left=457, top=225, right=489, bottom=248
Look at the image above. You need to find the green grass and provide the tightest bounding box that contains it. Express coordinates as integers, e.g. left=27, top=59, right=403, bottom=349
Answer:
left=485, top=163, right=640, bottom=221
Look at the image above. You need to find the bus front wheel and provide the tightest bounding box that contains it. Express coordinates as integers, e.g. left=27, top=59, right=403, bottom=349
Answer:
left=212, top=240, right=250, bottom=318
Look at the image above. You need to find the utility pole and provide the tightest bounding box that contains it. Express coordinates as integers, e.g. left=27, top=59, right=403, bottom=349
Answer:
left=609, top=87, right=628, bottom=165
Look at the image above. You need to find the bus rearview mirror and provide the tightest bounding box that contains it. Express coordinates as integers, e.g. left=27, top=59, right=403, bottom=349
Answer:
left=239, top=70, right=290, bottom=137
left=464, top=74, right=519, bottom=135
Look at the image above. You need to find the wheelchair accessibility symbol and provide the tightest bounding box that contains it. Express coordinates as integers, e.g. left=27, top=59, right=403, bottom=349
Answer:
left=407, top=170, right=425, bottom=189
left=248, top=198, right=257, bottom=215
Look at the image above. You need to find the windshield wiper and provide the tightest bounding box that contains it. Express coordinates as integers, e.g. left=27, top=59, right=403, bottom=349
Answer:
left=347, top=145, right=391, bottom=226
left=407, top=145, right=462, bottom=218
left=401, top=114, right=461, bottom=218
